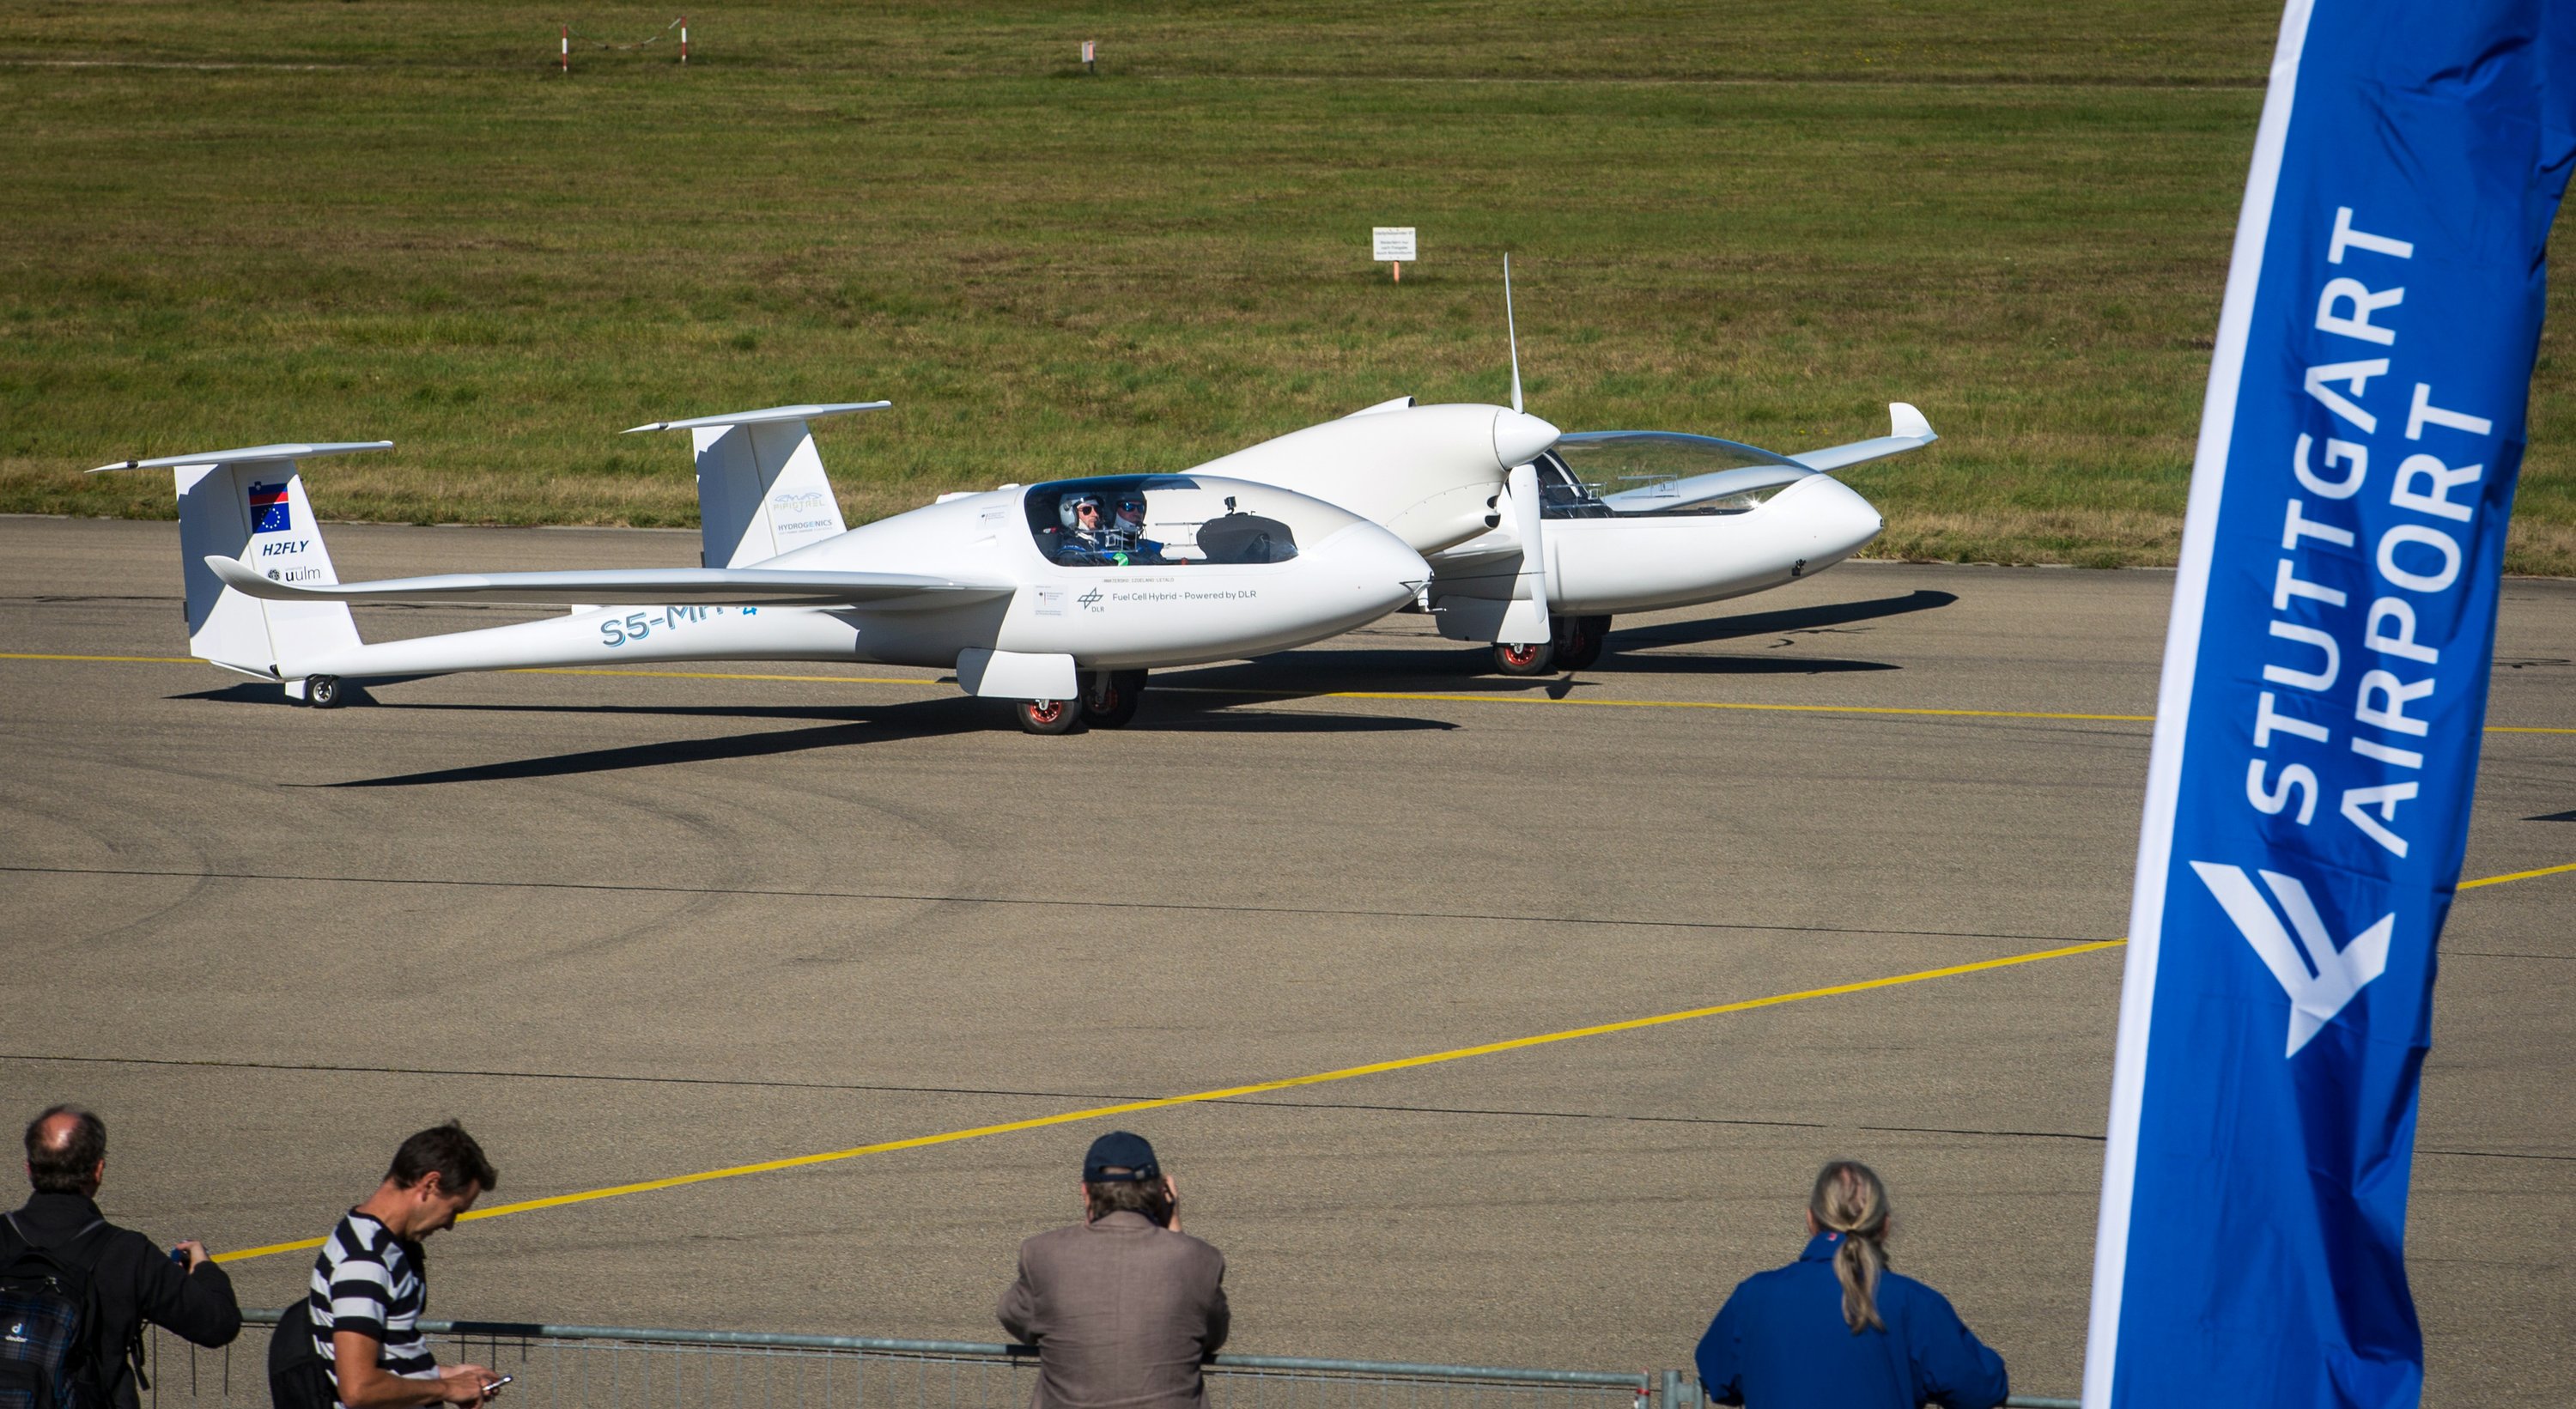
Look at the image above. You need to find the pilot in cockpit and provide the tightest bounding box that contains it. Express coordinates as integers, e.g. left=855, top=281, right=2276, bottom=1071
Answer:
left=1054, top=493, right=1111, bottom=564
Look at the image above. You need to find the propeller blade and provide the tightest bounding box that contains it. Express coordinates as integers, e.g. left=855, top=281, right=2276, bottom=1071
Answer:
left=1497, top=459, right=1552, bottom=644
left=1504, top=254, right=1524, bottom=415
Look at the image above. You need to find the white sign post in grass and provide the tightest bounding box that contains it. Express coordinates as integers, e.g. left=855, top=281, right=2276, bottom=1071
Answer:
left=1373, top=227, right=1417, bottom=281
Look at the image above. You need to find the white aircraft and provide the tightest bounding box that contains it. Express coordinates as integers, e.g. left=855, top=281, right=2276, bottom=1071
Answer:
left=89, top=399, right=1544, bottom=733
left=1202, top=262, right=1937, bottom=674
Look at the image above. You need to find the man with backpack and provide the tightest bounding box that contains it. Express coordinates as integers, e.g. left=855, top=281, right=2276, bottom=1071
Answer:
left=1, top=1104, right=242, bottom=1409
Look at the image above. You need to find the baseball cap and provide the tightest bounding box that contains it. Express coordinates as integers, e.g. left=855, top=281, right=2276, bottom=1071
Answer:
left=1083, top=1131, right=1160, bottom=1183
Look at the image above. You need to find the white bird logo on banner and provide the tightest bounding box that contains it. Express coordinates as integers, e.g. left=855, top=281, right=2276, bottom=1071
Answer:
left=2190, top=861, right=2396, bottom=1057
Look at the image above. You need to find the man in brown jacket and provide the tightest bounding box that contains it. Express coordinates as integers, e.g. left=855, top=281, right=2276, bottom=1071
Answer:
left=998, top=1133, right=1229, bottom=1409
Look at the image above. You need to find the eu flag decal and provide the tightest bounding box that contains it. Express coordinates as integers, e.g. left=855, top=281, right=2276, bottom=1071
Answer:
left=2084, top=3, right=2575, bottom=1406
left=247, top=481, right=292, bottom=534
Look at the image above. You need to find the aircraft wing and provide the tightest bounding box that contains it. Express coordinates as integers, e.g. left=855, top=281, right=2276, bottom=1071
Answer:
left=1789, top=402, right=1938, bottom=472
left=206, top=557, right=1012, bottom=610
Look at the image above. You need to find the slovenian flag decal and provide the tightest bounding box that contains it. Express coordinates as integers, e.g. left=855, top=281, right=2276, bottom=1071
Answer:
left=247, top=481, right=292, bottom=533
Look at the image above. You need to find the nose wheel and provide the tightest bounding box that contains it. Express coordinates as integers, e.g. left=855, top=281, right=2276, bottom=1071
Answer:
left=1014, top=698, right=1081, bottom=735
left=1492, top=640, right=1553, bottom=676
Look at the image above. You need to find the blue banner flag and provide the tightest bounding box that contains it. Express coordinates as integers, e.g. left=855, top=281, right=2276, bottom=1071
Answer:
left=2086, top=3, right=2573, bottom=1406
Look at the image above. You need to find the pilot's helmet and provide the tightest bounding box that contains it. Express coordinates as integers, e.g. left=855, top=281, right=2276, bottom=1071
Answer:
left=1059, top=493, right=1104, bottom=531
left=1113, top=494, right=1147, bottom=530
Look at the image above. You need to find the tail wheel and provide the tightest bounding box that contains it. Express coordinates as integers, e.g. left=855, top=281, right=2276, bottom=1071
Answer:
left=1015, top=698, right=1082, bottom=735
left=1081, top=670, right=1146, bottom=729
left=306, top=675, right=346, bottom=709
left=1552, top=614, right=1611, bottom=671
left=1492, top=640, right=1553, bottom=676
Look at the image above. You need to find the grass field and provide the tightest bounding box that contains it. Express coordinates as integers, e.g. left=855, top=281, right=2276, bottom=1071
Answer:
left=3, top=3, right=2571, bottom=573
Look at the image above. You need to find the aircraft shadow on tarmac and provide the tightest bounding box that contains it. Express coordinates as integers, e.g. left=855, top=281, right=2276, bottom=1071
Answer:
left=1607, top=587, right=1959, bottom=651
left=1169, top=590, right=1953, bottom=698
left=246, top=695, right=1454, bottom=787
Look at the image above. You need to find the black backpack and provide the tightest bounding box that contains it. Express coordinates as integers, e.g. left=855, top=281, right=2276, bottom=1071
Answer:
left=0, top=1213, right=110, bottom=1409
left=264, top=1300, right=335, bottom=1409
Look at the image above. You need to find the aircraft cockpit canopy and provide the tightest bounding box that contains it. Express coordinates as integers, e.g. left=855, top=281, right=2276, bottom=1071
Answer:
left=1531, top=454, right=1613, bottom=519
left=1024, top=475, right=1362, bottom=568
left=1552, top=431, right=1815, bottom=516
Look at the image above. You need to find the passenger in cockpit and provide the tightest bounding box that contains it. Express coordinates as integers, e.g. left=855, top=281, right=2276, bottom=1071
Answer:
left=1104, top=493, right=1177, bottom=565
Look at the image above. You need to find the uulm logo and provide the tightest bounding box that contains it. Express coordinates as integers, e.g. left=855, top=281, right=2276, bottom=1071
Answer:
left=1077, top=587, right=1105, bottom=612
left=2190, top=862, right=2395, bottom=1057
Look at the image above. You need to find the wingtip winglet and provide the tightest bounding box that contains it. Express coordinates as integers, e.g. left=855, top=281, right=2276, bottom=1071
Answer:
left=1890, top=401, right=1935, bottom=442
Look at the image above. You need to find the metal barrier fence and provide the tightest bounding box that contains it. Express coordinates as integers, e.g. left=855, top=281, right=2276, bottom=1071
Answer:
left=144, top=1311, right=2075, bottom=1409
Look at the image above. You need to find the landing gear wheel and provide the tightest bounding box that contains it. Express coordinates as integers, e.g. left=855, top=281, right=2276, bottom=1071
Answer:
left=1552, top=614, right=1612, bottom=671
left=1014, top=698, right=1082, bottom=735
left=1081, top=670, right=1147, bottom=729
left=1492, top=640, right=1554, bottom=676
left=305, top=675, right=346, bottom=709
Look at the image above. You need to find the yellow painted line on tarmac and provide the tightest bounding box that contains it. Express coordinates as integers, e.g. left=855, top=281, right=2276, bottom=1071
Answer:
left=14, top=651, right=2571, bottom=733
left=1166, top=684, right=2158, bottom=724
left=0, top=652, right=199, bottom=665
left=2458, top=859, right=2576, bottom=889
left=212, top=938, right=2123, bottom=1263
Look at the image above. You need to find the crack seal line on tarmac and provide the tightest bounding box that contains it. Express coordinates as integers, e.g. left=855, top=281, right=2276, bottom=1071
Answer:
left=0, top=863, right=2111, bottom=944
left=5, top=652, right=2572, bottom=732
left=189, top=850, right=2568, bottom=1267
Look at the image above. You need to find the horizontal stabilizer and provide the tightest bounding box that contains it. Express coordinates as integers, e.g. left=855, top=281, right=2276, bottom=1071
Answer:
left=623, top=403, right=890, bottom=434
left=206, top=557, right=1012, bottom=610
left=89, top=441, right=392, bottom=473
left=1790, top=403, right=1938, bottom=473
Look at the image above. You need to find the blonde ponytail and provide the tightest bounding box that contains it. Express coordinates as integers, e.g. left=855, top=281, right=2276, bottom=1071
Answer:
left=1808, top=1160, right=1891, bottom=1333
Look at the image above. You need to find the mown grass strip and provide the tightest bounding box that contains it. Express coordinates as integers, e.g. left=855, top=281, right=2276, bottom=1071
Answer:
left=3, top=3, right=2568, bottom=571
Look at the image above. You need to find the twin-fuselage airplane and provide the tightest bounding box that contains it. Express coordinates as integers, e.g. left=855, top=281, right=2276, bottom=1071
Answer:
left=96, top=381, right=1933, bottom=732
left=95, top=401, right=1543, bottom=732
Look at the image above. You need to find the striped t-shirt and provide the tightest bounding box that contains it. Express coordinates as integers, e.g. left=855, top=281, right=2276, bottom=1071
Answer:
left=309, top=1211, right=437, bottom=1403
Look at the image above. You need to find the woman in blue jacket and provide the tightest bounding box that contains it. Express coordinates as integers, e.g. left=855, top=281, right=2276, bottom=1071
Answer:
left=1694, top=1161, right=2008, bottom=1409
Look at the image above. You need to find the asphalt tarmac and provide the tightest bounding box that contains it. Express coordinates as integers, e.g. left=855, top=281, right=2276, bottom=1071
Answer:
left=3, top=515, right=2568, bottom=1405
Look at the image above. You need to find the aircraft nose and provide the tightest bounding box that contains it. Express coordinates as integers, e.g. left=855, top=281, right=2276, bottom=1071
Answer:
left=1492, top=410, right=1561, bottom=469
left=1328, top=523, right=1434, bottom=608
left=1780, top=474, right=1885, bottom=561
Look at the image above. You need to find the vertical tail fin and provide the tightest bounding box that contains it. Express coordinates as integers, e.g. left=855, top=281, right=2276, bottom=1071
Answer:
left=88, top=441, right=387, bottom=677
left=623, top=402, right=887, bottom=568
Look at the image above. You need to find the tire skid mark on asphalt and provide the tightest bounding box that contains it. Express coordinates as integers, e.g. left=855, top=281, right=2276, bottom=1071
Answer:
left=196, top=852, right=2573, bottom=1266
left=6, top=653, right=2571, bottom=732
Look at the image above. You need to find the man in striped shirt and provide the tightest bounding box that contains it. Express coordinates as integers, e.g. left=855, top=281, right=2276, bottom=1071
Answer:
left=307, top=1124, right=502, bottom=1409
